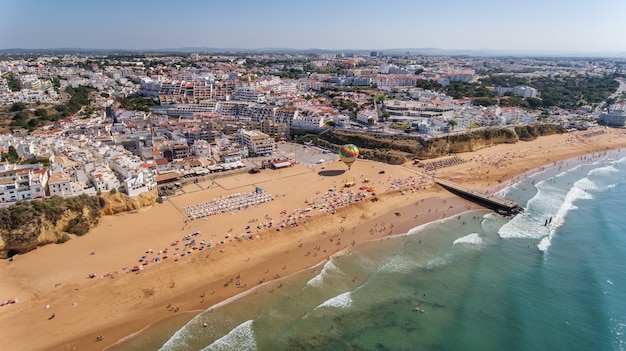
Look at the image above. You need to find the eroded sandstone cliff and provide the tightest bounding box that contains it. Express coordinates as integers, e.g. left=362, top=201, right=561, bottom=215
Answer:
left=318, top=124, right=564, bottom=164
left=0, top=189, right=157, bottom=258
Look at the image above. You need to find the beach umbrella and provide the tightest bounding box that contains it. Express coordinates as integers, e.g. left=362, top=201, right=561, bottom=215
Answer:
left=339, top=144, right=359, bottom=170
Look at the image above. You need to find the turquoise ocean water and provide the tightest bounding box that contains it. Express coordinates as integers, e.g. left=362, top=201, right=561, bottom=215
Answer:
left=110, top=150, right=626, bottom=351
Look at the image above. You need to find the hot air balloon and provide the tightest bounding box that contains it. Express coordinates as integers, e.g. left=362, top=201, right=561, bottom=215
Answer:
left=339, top=144, right=359, bottom=169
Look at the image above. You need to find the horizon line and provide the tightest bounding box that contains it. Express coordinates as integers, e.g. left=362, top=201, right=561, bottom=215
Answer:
left=1, top=46, right=625, bottom=58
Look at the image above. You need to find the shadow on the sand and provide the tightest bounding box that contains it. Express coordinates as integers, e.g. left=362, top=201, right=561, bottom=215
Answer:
left=318, top=169, right=346, bottom=177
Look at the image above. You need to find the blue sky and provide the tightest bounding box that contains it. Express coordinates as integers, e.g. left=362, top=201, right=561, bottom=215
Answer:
left=2, top=0, right=625, bottom=54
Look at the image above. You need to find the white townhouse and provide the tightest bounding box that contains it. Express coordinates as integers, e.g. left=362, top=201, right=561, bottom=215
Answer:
left=291, top=114, right=326, bottom=130
left=356, top=109, right=378, bottom=125
left=0, top=164, right=48, bottom=203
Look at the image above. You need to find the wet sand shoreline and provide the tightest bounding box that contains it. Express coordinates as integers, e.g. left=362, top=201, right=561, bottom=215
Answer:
left=1, top=128, right=626, bottom=351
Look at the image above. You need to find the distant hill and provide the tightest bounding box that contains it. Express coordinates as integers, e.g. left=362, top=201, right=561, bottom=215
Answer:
left=1, top=47, right=625, bottom=58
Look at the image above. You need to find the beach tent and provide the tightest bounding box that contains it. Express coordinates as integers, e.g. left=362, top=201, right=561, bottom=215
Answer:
left=271, top=161, right=292, bottom=169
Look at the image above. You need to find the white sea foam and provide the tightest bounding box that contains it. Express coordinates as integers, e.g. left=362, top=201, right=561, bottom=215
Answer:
left=379, top=254, right=419, bottom=274
left=481, top=213, right=501, bottom=230
left=355, top=256, right=379, bottom=270
left=453, top=233, right=483, bottom=245
left=554, top=170, right=570, bottom=178
left=200, top=320, right=256, bottom=351
left=610, top=318, right=626, bottom=351
left=498, top=192, right=558, bottom=239
left=538, top=177, right=597, bottom=252
left=587, top=163, right=621, bottom=192
left=421, top=253, right=452, bottom=270
left=306, top=260, right=343, bottom=287
left=555, top=178, right=593, bottom=219
left=537, top=236, right=552, bottom=252
left=589, top=164, right=619, bottom=176
left=499, top=174, right=593, bottom=242
left=407, top=217, right=449, bottom=235
left=519, top=176, right=594, bottom=252
left=316, top=291, right=352, bottom=309
left=574, top=177, right=598, bottom=191
left=158, top=313, right=206, bottom=350
left=615, top=155, right=626, bottom=164
left=482, top=213, right=499, bottom=220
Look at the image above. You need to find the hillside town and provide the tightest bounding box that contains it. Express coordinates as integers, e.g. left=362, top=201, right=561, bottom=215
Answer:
left=0, top=51, right=624, bottom=205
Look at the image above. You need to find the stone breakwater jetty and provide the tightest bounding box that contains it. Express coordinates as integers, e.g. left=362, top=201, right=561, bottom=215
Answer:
left=435, top=179, right=523, bottom=216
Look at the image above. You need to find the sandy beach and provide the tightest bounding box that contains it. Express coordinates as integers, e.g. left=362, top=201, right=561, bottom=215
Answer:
left=1, top=128, right=626, bottom=351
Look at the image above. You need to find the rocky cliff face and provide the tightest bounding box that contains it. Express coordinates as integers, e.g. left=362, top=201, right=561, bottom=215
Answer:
left=319, top=124, right=564, bottom=163
left=0, top=189, right=157, bottom=258
left=100, top=189, right=158, bottom=215
left=0, top=209, right=77, bottom=258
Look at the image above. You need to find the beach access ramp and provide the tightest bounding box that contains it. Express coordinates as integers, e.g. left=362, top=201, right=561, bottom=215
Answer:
left=436, top=179, right=523, bottom=215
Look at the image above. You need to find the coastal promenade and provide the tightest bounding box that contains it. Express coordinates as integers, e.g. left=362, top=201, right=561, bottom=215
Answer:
left=436, top=179, right=522, bottom=215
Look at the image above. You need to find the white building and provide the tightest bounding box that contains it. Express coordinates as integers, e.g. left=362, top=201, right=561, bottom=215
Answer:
left=192, top=140, right=212, bottom=158
left=47, top=172, right=74, bottom=198
left=233, top=89, right=266, bottom=103
left=237, top=129, right=276, bottom=156
left=383, top=100, right=454, bottom=120
left=0, top=164, right=48, bottom=202
left=291, top=114, right=326, bottom=130
left=496, top=85, right=538, bottom=99
left=599, top=111, right=626, bottom=127
left=123, top=172, right=150, bottom=197
left=46, top=171, right=96, bottom=198
left=88, top=165, right=120, bottom=193
left=356, top=109, right=378, bottom=125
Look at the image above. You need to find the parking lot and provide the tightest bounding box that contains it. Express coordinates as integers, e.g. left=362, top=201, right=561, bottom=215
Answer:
left=244, top=142, right=339, bottom=168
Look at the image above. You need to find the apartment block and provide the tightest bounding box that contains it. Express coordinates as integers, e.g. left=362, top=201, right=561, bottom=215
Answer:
left=237, top=129, right=276, bottom=156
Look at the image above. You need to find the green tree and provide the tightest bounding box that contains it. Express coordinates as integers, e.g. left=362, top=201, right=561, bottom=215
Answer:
left=5, top=146, right=19, bottom=163
left=474, top=85, right=492, bottom=97
left=526, top=97, right=543, bottom=109
left=53, top=85, right=93, bottom=117
left=7, top=73, right=21, bottom=92
left=27, top=118, right=40, bottom=130
left=12, top=111, right=29, bottom=127
left=499, top=96, right=530, bottom=108
left=474, top=97, right=497, bottom=106
left=10, top=102, right=27, bottom=112
left=120, top=97, right=156, bottom=112
left=482, top=73, right=619, bottom=110
left=448, top=119, right=458, bottom=131
left=415, top=79, right=443, bottom=91
left=35, top=108, right=48, bottom=118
